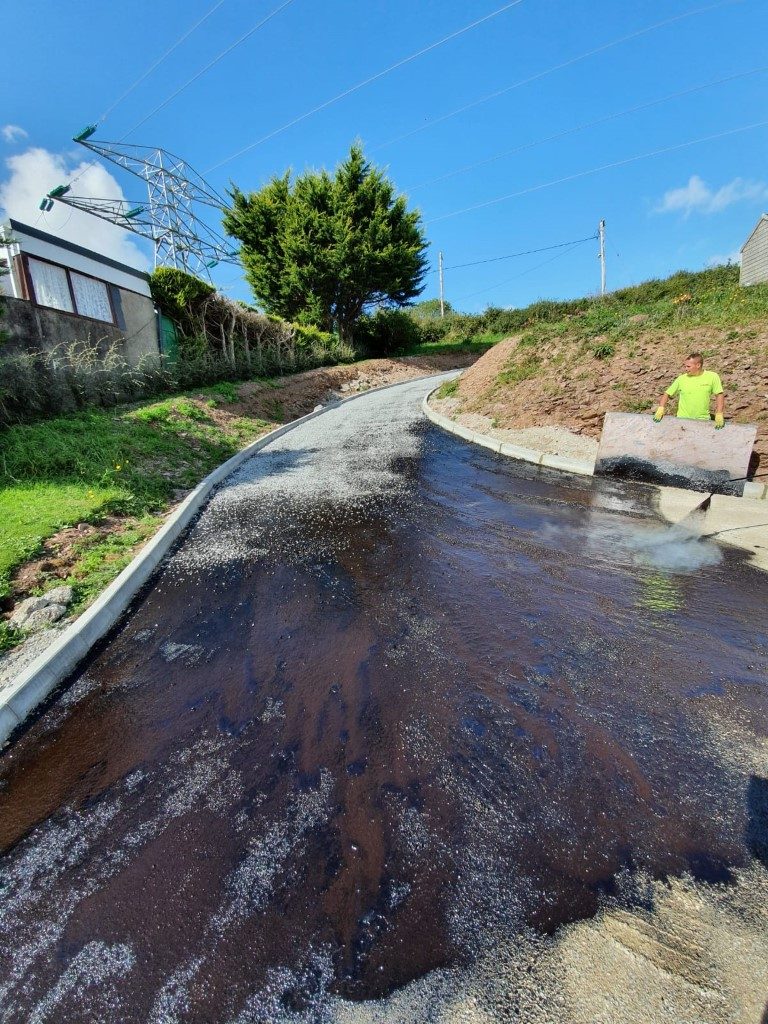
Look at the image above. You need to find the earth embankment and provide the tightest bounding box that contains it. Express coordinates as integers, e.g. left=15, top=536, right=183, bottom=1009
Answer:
left=432, top=323, right=768, bottom=469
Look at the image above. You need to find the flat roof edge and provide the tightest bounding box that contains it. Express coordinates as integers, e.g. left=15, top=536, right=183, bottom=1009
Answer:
left=4, top=218, right=151, bottom=282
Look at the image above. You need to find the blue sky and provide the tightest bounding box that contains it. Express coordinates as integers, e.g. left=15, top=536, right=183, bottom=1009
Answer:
left=2, top=0, right=767, bottom=312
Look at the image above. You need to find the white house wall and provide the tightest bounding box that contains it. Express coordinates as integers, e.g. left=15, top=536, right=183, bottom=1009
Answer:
left=13, top=230, right=151, bottom=297
left=2, top=222, right=159, bottom=366
left=740, top=217, right=768, bottom=287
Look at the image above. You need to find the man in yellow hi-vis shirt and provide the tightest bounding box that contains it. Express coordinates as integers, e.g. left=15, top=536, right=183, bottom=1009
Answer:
left=652, top=352, right=725, bottom=428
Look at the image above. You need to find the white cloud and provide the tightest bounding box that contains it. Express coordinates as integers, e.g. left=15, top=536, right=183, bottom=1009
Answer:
left=0, top=147, right=150, bottom=270
left=2, top=124, right=28, bottom=143
left=655, top=174, right=768, bottom=216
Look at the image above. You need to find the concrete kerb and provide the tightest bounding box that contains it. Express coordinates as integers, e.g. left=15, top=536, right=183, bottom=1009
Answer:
left=423, top=387, right=768, bottom=494
left=743, top=480, right=768, bottom=500
left=0, top=369, right=459, bottom=749
left=422, top=387, right=595, bottom=477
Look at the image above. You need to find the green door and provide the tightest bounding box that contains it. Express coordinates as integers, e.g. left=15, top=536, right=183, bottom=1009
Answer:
left=158, top=314, right=179, bottom=361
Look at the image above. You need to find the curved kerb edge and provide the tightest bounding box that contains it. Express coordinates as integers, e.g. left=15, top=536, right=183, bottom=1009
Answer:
left=424, top=386, right=768, bottom=500
left=0, top=370, right=459, bottom=748
left=422, top=387, right=596, bottom=478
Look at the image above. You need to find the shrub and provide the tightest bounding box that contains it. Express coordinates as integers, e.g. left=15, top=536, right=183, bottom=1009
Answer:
left=410, top=298, right=454, bottom=321
left=149, top=267, right=348, bottom=373
left=415, top=316, right=455, bottom=344
left=592, top=341, right=616, bottom=359
left=478, top=306, right=529, bottom=335
left=355, top=308, right=423, bottom=356
left=149, top=267, right=215, bottom=336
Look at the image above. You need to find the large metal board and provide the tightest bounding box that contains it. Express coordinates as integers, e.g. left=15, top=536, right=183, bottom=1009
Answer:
left=595, top=412, right=757, bottom=492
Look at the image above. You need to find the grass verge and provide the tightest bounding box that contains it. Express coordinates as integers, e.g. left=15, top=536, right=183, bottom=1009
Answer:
left=0, top=384, right=277, bottom=645
left=434, top=378, right=460, bottom=400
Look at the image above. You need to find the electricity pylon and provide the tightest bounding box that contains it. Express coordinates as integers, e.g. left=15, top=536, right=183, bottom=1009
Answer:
left=42, top=126, right=239, bottom=276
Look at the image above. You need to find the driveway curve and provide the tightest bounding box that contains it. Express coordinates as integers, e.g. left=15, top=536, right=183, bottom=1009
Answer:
left=1, top=375, right=767, bottom=1023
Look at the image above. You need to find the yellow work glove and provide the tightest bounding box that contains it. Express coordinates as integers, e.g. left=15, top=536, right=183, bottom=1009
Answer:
left=714, top=412, right=725, bottom=429
left=652, top=406, right=665, bottom=422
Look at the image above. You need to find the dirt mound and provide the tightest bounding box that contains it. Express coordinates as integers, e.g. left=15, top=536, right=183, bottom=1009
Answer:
left=451, top=335, right=520, bottom=395
left=436, top=323, right=768, bottom=470
left=224, top=352, right=478, bottom=424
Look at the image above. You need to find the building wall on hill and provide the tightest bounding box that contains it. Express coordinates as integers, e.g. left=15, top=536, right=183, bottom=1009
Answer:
left=1, top=292, right=159, bottom=365
left=740, top=216, right=768, bottom=287
left=1, top=218, right=159, bottom=365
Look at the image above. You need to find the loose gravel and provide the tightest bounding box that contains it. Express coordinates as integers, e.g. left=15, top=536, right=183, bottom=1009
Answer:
left=0, top=374, right=766, bottom=1024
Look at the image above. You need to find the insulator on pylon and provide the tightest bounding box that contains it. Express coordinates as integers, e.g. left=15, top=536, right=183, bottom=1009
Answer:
left=46, top=134, right=239, bottom=276
left=73, top=125, right=98, bottom=143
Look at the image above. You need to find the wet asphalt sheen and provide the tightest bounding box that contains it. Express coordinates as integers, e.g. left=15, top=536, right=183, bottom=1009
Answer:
left=1, top=377, right=767, bottom=1023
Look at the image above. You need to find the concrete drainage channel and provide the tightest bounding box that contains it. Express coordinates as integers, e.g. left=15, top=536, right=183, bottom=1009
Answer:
left=0, top=371, right=459, bottom=749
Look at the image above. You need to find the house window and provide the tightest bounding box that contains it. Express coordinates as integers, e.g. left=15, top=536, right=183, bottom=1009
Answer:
left=26, top=256, right=115, bottom=323
left=70, top=271, right=112, bottom=322
left=27, top=258, right=74, bottom=313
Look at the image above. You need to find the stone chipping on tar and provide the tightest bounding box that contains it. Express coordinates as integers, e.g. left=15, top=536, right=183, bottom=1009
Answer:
left=0, top=376, right=767, bottom=1023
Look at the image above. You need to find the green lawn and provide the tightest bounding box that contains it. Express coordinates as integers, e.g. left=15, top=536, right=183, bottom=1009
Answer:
left=0, top=388, right=275, bottom=612
left=400, top=332, right=504, bottom=357
left=0, top=482, right=121, bottom=598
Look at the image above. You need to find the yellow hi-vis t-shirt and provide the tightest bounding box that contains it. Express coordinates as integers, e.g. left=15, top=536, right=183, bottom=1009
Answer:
left=666, top=370, right=723, bottom=420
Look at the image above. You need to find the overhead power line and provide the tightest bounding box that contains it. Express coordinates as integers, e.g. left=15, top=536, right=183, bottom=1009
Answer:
left=120, top=0, right=296, bottom=140
left=407, top=64, right=768, bottom=193
left=428, top=235, right=598, bottom=274
left=454, top=238, right=593, bottom=302
left=372, top=0, right=739, bottom=152
left=204, top=0, right=526, bottom=173
left=428, top=118, right=768, bottom=224
left=66, top=0, right=295, bottom=193
left=98, top=0, right=229, bottom=124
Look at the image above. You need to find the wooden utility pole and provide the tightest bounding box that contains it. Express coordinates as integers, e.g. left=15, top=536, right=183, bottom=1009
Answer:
left=438, top=250, right=445, bottom=317
left=598, top=219, right=606, bottom=296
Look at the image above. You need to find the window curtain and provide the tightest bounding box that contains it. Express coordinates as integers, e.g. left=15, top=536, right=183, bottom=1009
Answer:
left=28, top=258, right=73, bottom=312
left=70, top=272, right=112, bottom=322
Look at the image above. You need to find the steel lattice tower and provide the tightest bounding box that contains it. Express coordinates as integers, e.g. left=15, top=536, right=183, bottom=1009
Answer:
left=42, top=127, right=238, bottom=276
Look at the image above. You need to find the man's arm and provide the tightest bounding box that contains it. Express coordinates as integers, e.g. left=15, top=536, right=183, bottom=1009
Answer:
left=653, top=392, right=671, bottom=422
left=714, top=391, right=725, bottom=428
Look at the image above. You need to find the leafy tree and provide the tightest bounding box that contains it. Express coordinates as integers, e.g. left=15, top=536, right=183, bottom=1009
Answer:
left=410, top=297, right=453, bottom=320
left=223, top=145, right=429, bottom=345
